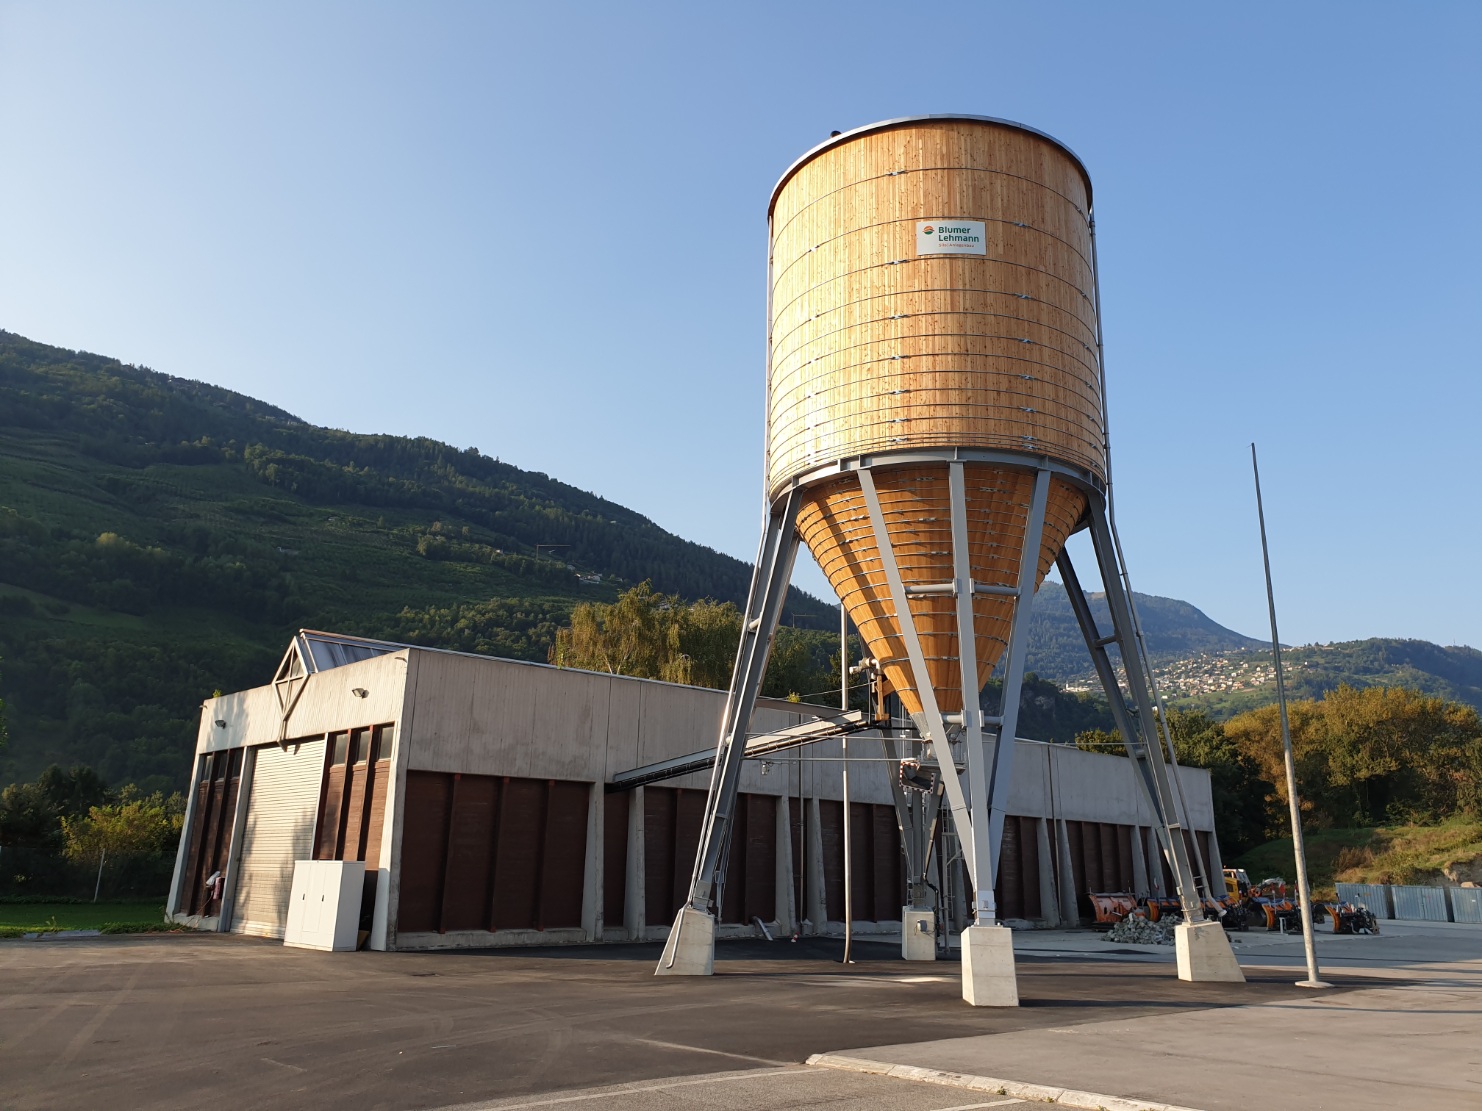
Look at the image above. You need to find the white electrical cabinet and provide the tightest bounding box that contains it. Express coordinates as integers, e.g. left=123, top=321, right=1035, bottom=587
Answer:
left=283, top=860, right=365, bottom=951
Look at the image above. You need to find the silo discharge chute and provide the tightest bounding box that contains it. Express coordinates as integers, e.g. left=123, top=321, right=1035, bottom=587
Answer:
left=657, top=117, right=1245, bottom=1001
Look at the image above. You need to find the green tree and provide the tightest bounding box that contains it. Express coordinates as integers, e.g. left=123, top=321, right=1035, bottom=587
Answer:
left=1223, top=684, right=1482, bottom=830
left=0, top=765, right=112, bottom=849
left=1165, top=709, right=1273, bottom=857
left=549, top=583, right=840, bottom=700
left=60, top=787, right=185, bottom=897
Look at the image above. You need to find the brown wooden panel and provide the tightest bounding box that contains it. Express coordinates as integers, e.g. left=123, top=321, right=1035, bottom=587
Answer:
left=491, top=777, right=545, bottom=930
left=362, top=758, right=391, bottom=866
left=539, top=781, right=589, bottom=929
left=316, top=764, right=346, bottom=860
left=440, top=774, right=499, bottom=932
left=397, top=771, right=453, bottom=933
left=1098, top=824, right=1119, bottom=890
left=818, top=799, right=844, bottom=922
left=996, top=815, right=1024, bottom=919
left=743, top=794, right=777, bottom=923
left=603, top=792, right=628, bottom=927
left=788, top=796, right=807, bottom=922
left=719, top=799, right=746, bottom=925
left=1021, top=816, right=1042, bottom=920
left=871, top=805, right=901, bottom=923
left=643, top=787, right=676, bottom=926
left=1065, top=820, right=1086, bottom=900
left=180, top=760, right=212, bottom=915
left=847, top=799, right=874, bottom=922
left=671, top=788, right=705, bottom=917
left=341, top=729, right=372, bottom=860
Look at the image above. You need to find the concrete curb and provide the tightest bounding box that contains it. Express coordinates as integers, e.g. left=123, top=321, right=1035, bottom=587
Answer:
left=806, top=1053, right=1204, bottom=1111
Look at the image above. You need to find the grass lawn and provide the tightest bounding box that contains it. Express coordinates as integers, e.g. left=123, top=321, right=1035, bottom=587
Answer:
left=0, top=900, right=168, bottom=934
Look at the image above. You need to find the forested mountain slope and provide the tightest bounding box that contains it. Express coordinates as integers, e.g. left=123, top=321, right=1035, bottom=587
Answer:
left=0, top=331, right=832, bottom=787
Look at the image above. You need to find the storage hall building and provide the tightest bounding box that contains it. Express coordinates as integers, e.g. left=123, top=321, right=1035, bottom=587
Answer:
left=167, top=630, right=1224, bottom=951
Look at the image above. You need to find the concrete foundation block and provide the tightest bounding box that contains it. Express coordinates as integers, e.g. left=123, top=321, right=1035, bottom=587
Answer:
left=901, top=907, right=936, bottom=961
left=1175, top=919, right=1245, bottom=983
left=654, top=906, right=715, bottom=976
left=960, top=924, right=1019, bottom=1006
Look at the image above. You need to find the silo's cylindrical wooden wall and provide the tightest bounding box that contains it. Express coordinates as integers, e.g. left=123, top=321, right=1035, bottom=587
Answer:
left=767, top=118, right=1104, bottom=716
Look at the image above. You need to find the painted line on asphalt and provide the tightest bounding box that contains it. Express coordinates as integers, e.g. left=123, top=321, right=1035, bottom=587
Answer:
left=433, top=1066, right=808, bottom=1110
left=626, top=1036, right=791, bottom=1066
left=807, top=1053, right=1205, bottom=1111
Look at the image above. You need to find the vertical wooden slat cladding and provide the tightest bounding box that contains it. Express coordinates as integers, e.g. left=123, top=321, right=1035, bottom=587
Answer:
left=396, top=771, right=454, bottom=934
left=538, top=781, right=589, bottom=929
left=872, top=806, right=901, bottom=922
left=643, top=787, right=677, bottom=925
left=440, top=774, right=499, bottom=932
left=1118, top=826, right=1135, bottom=893
left=603, top=792, right=629, bottom=927
left=818, top=800, right=844, bottom=921
left=492, top=777, right=545, bottom=930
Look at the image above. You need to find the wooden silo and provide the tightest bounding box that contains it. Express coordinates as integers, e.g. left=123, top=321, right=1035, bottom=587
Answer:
left=661, top=117, right=1245, bottom=998
left=767, top=117, right=1103, bottom=716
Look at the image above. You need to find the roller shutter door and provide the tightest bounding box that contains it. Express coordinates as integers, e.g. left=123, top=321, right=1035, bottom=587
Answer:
left=231, top=739, right=325, bottom=938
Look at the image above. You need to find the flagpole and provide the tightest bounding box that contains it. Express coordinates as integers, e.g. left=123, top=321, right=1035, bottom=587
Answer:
left=1251, top=443, right=1330, bottom=989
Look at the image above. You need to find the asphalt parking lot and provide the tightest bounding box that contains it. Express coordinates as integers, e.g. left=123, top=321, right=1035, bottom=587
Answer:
left=0, top=933, right=1357, bottom=1111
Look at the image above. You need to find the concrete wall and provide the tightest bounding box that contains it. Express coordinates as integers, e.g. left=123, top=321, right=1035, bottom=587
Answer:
left=173, top=640, right=1220, bottom=951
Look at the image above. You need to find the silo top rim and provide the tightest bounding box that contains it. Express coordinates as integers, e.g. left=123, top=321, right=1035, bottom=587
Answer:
left=768, top=114, right=1092, bottom=218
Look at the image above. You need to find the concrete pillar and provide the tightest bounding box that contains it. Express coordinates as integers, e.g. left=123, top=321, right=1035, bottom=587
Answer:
left=625, top=786, right=645, bottom=940
left=1131, top=824, right=1150, bottom=898
left=1175, top=919, right=1245, bottom=982
left=961, top=924, right=1019, bottom=1006
left=776, top=792, right=796, bottom=935
left=1035, top=817, right=1059, bottom=927
left=806, top=795, right=827, bottom=931
left=1055, top=819, right=1079, bottom=927
left=581, top=781, right=603, bottom=942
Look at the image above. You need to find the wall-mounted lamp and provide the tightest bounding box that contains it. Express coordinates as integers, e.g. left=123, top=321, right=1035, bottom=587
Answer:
left=351, top=688, right=369, bottom=699
left=214, top=719, right=227, bottom=728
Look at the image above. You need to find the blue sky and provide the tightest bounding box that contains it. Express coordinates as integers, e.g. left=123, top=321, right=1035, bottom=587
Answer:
left=2, top=2, right=1478, bottom=649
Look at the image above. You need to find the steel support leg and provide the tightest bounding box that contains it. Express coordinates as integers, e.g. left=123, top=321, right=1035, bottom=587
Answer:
left=980, top=467, right=1051, bottom=899
left=656, top=489, right=802, bottom=975
left=1070, top=499, right=1244, bottom=983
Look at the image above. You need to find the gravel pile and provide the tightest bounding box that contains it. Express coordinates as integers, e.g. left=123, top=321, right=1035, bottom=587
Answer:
left=1104, top=914, right=1174, bottom=945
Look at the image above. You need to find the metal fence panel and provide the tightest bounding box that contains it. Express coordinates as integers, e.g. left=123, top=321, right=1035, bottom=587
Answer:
left=1336, top=883, right=1393, bottom=918
left=1448, top=888, right=1482, bottom=925
left=1390, top=884, right=1450, bottom=922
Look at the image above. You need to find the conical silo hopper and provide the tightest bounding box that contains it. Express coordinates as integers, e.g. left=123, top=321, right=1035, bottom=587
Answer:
left=767, top=117, right=1105, bottom=718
